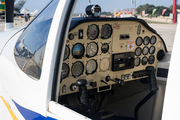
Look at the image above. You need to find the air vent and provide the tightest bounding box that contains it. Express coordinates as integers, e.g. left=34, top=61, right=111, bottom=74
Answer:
left=157, top=49, right=165, bottom=61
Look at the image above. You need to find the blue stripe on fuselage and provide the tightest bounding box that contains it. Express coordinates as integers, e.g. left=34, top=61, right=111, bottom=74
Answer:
left=12, top=100, right=57, bottom=120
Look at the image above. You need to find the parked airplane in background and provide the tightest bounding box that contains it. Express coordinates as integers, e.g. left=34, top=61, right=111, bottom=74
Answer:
left=0, top=0, right=178, bottom=120
left=0, top=0, right=27, bottom=19
left=21, top=8, right=38, bottom=17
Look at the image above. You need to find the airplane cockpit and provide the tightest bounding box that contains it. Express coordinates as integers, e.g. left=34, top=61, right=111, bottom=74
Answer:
left=58, top=5, right=167, bottom=120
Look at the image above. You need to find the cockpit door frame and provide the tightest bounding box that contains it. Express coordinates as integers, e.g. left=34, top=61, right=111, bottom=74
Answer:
left=41, top=0, right=78, bottom=104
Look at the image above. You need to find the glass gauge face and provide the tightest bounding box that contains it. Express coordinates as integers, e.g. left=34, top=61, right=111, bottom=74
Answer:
left=86, top=59, right=97, bottom=75
left=72, top=43, right=84, bottom=59
left=71, top=61, right=84, bottom=78
left=149, top=46, right=155, bottom=54
left=63, top=45, right=70, bottom=60
left=143, top=46, right=149, bottom=55
left=151, top=36, right=156, bottom=45
left=136, top=37, right=143, bottom=46
left=134, top=57, right=140, bottom=66
left=135, top=47, right=142, bottom=56
left=61, top=63, right=69, bottom=79
left=144, top=36, right=150, bottom=45
left=101, top=24, right=112, bottom=39
left=87, top=24, right=99, bottom=40
left=86, top=42, right=98, bottom=57
left=101, top=43, right=109, bottom=53
left=149, top=55, right=155, bottom=64
left=68, top=33, right=74, bottom=40
left=142, top=56, right=148, bottom=65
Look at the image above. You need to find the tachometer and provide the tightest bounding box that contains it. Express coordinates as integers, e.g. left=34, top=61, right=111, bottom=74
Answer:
left=86, top=59, right=97, bottom=75
left=149, top=46, right=155, bottom=54
left=72, top=43, right=85, bottom=59
left=134, top=57, right=140, bottom=66
left=86, top=42, right=98, bottom=57
left=101, top=24, right=112, bottom=39
left=136, top=37, right=143, bottom=46
left=135, top=47, right=142, bottom=56
left=150, top=36, right=156, bottom=45
left=87, top=24, right=99, bottom=40
left=61, top=63, right=69, bottom=79
left=71, top=61, right=84, bottom=78
left=144, top=36, right=150, bottom=45
left=142, top=56, right=148, bottom=65
left=63, top=45, right=70, bottom=60
left=149, top=55, right=155, bottom=64
left=143, top=46, right=149, bottom=55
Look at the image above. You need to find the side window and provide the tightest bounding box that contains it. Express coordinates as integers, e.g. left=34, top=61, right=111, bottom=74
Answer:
left=14, top=0, right=59, bottom=80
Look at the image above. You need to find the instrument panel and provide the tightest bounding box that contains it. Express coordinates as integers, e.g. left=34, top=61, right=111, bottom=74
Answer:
left=60, top=19, right=166, bottom=96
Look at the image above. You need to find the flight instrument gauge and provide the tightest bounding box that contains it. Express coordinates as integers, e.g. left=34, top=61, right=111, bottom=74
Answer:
left=63, top=45, right=70, bottom=60
left=68, top=33, right=74, bottom=40
left=143, top=46, right=149, bottom=55
left=135, top=47, right=142, bottom=56
left=150, top=36, right=156, bottom=45
left=101, top=43, right=109, bottom=54
left=149, top=55, right=155, bottom=64
left=149, top=46, right=155, bottom=54
left=87, top=24, right=99, bottom=40
left=136, top=37, right=143, bottom=46
left=101, top=24, right=112, bottom=39
left=144, top=36, right=150, bottom=45
left=72, top=43, right=85, bottom=59
left=142, top=56, right=148, bottom=65
left=71, top=61, right=84, bottom=78
left=86, top=42, right=98, bottom=57
left=86, top=59, right=97, bottom=75
left=134, top=57, right=140, bottom=66
left=61, top=63, right=69, bottom=79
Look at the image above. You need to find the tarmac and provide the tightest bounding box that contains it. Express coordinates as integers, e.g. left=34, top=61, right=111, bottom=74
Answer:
left=0, top=18, right=177, bottom=52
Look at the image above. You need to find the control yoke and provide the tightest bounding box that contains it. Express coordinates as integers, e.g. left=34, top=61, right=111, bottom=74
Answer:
left=76, top=79, right=90, bottom=110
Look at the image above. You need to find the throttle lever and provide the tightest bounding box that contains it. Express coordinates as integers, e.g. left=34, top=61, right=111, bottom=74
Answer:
left=146, top=66, right=158, bottom=91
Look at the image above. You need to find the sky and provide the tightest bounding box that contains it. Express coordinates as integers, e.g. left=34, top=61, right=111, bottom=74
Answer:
left=22, top=0, right=179, bottom=13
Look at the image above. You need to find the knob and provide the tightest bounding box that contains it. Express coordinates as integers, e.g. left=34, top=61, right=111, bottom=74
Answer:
left=70, top=83, right=77, bottom=91
left=76, top=79, right=87, bottom=86
left=105, top=76, right=125, bottom=87
left=116, top=78, right=125, bottom=87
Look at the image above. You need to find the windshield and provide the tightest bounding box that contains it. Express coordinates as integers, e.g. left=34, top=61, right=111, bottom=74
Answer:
left=14, top=0, right=59, bottom=80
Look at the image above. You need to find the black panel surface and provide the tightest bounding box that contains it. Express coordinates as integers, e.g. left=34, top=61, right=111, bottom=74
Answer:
left=157, top=68, right=169, bottom=78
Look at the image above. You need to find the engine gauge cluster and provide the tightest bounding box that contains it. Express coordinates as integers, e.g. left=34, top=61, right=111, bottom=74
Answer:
left=134, top=35, right=158, bottom=66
